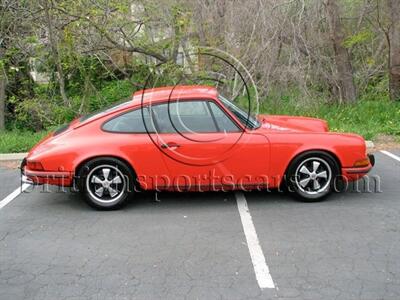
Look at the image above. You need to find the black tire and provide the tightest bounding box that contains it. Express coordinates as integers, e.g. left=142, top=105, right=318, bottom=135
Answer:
left=285, top=151, right=340, bottom=202
left=77, top=157, right=135, bottom=210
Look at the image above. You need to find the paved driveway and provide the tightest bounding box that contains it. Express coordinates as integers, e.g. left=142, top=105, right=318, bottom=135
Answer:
left=0, top=151, right=399, bottom=299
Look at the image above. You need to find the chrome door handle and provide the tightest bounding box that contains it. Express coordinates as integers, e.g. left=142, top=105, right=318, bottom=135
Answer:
left=160, top=142, right=180, bottom=149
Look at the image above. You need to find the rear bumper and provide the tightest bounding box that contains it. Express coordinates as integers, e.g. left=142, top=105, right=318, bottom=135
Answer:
left=20, top=158, right=73, bottom=186
left=342, top=154, right=375, bottom=181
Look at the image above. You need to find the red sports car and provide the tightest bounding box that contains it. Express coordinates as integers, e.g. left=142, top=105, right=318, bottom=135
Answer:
left=22, top=85, right=375, bottom=209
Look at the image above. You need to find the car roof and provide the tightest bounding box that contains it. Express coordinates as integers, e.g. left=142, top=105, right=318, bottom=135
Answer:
left=74, top=86, right=219, bottom=129
left=132, top=85, right=218, bottom=105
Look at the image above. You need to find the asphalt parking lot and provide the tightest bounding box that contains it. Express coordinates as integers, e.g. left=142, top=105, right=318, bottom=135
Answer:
left=1, top=150, right=400, bottom=300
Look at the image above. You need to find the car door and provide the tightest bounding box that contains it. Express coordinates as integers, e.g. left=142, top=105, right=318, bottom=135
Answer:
left=102, top=106, right=171, bottom=190
left=150, top=99, right=270, bottom=191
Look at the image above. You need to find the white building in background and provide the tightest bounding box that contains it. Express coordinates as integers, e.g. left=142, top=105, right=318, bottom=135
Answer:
left=29, top=58, right=50, bottom=84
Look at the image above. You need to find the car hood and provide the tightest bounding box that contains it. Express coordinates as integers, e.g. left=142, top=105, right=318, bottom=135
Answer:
left=258, top=114, right=329, bottom=132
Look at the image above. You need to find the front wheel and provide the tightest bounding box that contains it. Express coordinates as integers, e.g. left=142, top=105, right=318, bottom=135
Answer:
left=286, top=152, right=339, bottom=201
left=78, top=158, right=135, bottom=210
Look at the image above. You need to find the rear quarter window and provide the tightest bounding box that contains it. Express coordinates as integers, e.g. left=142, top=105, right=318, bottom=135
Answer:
left=102, top=107, right=155, bottom=133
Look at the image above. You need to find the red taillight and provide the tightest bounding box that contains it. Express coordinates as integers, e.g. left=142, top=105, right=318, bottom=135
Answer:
left=27, top=161, right=44, bottom=171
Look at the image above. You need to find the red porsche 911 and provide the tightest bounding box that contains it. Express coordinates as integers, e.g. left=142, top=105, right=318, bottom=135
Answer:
left=21, top=85, right=375, bottom=209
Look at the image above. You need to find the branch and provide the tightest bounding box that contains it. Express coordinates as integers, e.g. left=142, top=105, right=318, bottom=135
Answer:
left=53, top=6, right=168, bottom=63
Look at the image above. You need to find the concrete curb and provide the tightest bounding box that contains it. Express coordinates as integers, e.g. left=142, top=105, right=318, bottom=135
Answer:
left=0, top=153, right=27, bottom=161
left=0, top=140, right=376, bottom=162
left=366, top=140, right=374, bottom=150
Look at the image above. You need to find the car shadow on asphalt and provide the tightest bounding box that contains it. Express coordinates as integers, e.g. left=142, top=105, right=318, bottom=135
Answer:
left=27, top=176, right=383, bottom=212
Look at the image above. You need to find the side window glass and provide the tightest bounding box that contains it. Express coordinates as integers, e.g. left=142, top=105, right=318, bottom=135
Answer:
left=208, top=102, right=241, bottom=132
left=103, top=107, right=155, bottom=133
left=151, top=101, right=218, bottom=133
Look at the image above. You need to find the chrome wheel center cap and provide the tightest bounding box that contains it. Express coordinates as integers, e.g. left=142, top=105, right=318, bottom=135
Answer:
left=103, top=181, right=110, bottom=189
left=310, top=173, right=317, bottom=180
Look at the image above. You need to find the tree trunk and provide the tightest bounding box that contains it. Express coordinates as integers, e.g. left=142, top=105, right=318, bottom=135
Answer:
left=43, top=0, right=69, bottom=106
left=0, top=47, right=5, bottom=131
left=0, top=71, right=5, bottom=132
left=325, top=0, right=357, bottom=103
left=388, top=0, right=400, bottom=101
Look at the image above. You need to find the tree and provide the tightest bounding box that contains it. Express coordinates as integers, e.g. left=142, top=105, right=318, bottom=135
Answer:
left=388, top=0, right=400, bottom=101
left=42, top=0, right=70, bottom=106
left=0, top=3, right=9, bottom=131
left=0, top=0, right=398, bottom=132
left=0, top=50, right=5, bottom=131
left=0, top=0, right=34, bottom=131
left=53, top=1, right=169, bottom=63
left=325, top=0, right=357, bottom=102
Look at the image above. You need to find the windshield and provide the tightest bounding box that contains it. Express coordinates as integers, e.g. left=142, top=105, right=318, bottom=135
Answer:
left=218, top=95, right=260, bottom=129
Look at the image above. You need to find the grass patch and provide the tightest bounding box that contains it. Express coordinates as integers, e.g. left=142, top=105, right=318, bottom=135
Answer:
left=0, top=130, right=49, bottom=153
left=260, top=97, right=400, bottom=140
left=1, top=85, right=400, bottom=153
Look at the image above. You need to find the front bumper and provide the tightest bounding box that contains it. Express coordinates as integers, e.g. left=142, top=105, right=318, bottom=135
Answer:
left=368, top=153, right=375, bottom=167
left=342, top=154, right=375, bottom=181
left=20, top=157, right=73, bottom=186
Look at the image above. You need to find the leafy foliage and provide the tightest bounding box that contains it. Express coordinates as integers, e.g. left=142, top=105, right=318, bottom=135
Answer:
left=1, top=0, right=400, bottom=151
left=343, top=30, right=374, bottom=48
left=1, top=79, right=399, bottom=153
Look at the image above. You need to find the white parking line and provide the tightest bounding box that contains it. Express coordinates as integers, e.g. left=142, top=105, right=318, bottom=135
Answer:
left=0, top=184, right=30, bottom=210
left=380, top=150, right=400, bottom=163
left=235, top=191, right=275, bottom=289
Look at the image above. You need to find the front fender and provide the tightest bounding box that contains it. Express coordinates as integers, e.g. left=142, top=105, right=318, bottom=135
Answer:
left=267, top=132, right=367, bottom=186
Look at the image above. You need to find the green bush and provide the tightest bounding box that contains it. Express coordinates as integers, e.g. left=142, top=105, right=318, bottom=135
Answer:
left=0, top=130, right=49, bottom=153
left=2, top=79, right=400, bottom=153
left=9, top=80, right=135, bottom=131
left=260, top=88, right=400, bottom=140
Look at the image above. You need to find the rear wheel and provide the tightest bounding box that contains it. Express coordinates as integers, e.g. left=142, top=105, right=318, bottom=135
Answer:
left=78, top=158, right=135, bottom=210
left=286, top=152, right=339, bottom=201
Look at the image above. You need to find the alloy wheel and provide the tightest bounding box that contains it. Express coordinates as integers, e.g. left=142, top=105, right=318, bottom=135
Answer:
left=294, top=157, right=332, bottom=195
left=86, top=165, right=126, bottom=203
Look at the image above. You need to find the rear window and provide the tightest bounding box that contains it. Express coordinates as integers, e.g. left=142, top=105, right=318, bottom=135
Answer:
left=53, top=123, right=69, bottom=136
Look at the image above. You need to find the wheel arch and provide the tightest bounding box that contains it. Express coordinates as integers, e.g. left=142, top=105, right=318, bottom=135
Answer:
left=74, top=155, right=138, bottom=181
left=284, top=148, right=342, bottom=177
